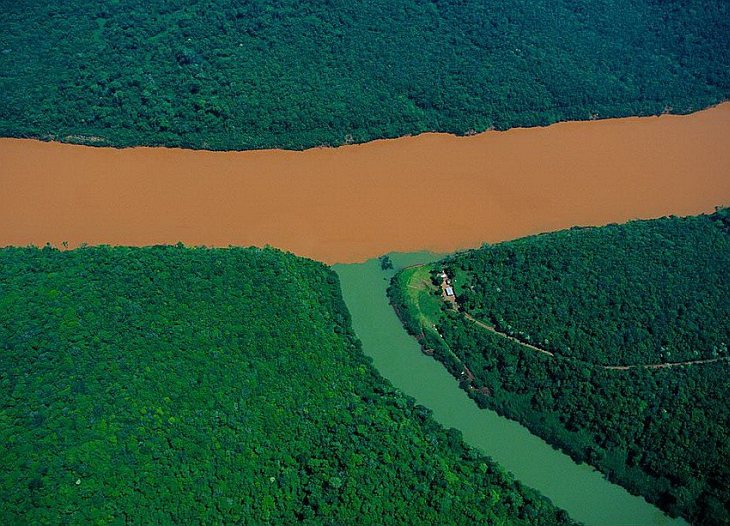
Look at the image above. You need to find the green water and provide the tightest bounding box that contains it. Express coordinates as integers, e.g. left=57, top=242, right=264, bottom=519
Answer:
left=334, top=252, right=686, bottom=526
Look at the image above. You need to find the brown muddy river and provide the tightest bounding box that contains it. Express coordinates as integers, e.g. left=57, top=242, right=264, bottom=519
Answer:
left=2, top=104, right=729, bottom=263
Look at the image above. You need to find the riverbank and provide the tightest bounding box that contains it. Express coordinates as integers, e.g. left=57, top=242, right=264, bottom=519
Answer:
left=2, top=103, right=730, bottom=263
left=334, top=253, right=685, bottom=526
left=384, top=211, right=730, bottom=524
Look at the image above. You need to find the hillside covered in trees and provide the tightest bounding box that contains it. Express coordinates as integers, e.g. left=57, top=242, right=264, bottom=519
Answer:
left=0, top=245, right=575, bottom=524
left=1, top=0, right=728, bottom=150
left=388, top=210, right=730, bottom=525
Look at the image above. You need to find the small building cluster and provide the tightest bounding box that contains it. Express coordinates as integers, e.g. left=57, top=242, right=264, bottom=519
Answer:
left=438, top=269, right=455, bottom=298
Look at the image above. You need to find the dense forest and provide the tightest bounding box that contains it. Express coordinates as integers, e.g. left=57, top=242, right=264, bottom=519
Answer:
left=389, top=210, right=730, bottom=525
left=1, top=0, right=729, bottom=150
left=0, top=245, right=575, bottom=524
left=454, top=212, right=730, bottom=366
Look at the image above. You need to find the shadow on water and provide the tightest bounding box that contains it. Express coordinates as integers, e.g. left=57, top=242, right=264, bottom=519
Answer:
left=334, top=251, right=686, bottom=526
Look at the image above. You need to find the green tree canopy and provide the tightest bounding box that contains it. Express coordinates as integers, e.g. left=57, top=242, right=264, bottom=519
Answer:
left=1, top=0, right=728, bottom=150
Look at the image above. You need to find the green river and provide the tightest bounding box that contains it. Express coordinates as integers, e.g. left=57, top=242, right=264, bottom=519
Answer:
left=334, top=252, right=686, bottom=526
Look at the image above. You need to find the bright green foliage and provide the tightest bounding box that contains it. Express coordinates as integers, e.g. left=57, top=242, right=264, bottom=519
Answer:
left=389, top=210, right=730, bottom=525
left=1, top=0, right=728, bottom=150
left=0, top=245, right=574, bottom=525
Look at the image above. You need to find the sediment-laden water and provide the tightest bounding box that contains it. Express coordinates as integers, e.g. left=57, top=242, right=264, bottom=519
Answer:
left=2, top=104, right=729, bottom=263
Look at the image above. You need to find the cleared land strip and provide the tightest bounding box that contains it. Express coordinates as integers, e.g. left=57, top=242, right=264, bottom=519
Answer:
left=604, top=357, right=730, bottom=370
left=435, top=268, right=727, bottom=370
left=462, top=310, right=728, bottom=370
left=464, top=313, right=555, bottom=357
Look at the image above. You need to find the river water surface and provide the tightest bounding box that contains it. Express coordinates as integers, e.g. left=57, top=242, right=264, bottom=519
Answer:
left=334, top=253, right=686, bottom=526
left=3, top=106, right=725, bottom=524
left=2, top=104, right=729, bottom=262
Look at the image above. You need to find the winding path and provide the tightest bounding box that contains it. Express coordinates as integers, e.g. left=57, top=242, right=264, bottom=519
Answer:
left=464, top=313, right=555, bottom=357
left=438, top=272, right=728, bottom=370
left=463, top=310, right=728, bottom=370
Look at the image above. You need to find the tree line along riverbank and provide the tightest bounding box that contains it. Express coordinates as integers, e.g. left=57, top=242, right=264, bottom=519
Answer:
left=388, top=210, right=730, bottom=525
left=0, top=244, right=577, bottom=525
left=1, top=0, right=728, bottom=150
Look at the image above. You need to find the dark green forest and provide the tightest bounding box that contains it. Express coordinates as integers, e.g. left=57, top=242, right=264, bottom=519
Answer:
left=453, top=211, right=730, bottom=366
left=389, top=210, right=730, bottom=525
left=0, top=245, right=574, bottom=524
left=1, top=0, right=728, bottom=150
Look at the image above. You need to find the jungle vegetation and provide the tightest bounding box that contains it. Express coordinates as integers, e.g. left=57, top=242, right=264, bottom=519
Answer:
left=0, top=245, right=575, bottom=525
left=1, top=0, right=729, bottom=150
left=389, top=209, right=730, bottom=525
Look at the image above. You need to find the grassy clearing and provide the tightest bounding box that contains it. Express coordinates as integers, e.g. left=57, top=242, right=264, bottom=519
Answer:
left=397, top=264, right=444, bottom=335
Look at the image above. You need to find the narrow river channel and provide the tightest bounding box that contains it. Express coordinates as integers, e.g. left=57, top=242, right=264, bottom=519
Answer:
left=334, top=252, right=686, bottom=526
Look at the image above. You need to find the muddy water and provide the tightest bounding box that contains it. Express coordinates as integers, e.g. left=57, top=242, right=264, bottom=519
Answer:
left=2, top=104, right=730, bottom=263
